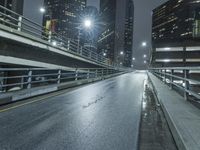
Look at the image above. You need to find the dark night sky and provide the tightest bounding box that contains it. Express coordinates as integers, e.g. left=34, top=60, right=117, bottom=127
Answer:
left=23, top=0, right=167, bottom=68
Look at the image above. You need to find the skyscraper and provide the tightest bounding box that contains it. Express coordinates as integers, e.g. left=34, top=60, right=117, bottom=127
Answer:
left=0, top=0, right=24, bottom=15
left=98, top=0, right=117, bottom=65
left=98, top=0, right=134, bottom=66
left=43, top=0, right=86, bottom=41
left=123, top=0, right=134, bottom=67
left=151, top=0, right=200, bottom=67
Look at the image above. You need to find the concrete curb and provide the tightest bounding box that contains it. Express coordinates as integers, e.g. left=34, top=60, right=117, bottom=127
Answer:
left=0, top=72, right=125, bottom=105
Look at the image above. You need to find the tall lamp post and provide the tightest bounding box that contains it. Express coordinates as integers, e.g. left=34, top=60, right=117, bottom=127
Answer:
left=77, top=18, right=93, bottom=52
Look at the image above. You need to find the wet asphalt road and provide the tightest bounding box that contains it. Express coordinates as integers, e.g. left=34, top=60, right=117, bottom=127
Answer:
left=0, top=72, right=147, bottom=150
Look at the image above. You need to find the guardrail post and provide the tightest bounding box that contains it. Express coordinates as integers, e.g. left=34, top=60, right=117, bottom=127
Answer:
left=48, top=31, right=52, bottom=42
left=80, top=46, right=82, bottom=55
left=87, top=69, right=90, bottom=79
left=75, top=69, right=78, bottom=81
left=170, top=69, right=174, bottom=89
left=164, top=69, right=166, bottom=83
left=89, top=51, right=92, bottom=58
left=18, top=16, right=22, bottom=31
left=95, top=69, right=98, bottom=78
left=21, top=76, right=24, bottom=89
left=101, top=69, right=104, bottom=79
left=67, top=40, right=70, bottom=50
left=184, top=69, right=189, bottom=100
left=57, top=69, right=61, bottom=84
left=27, top=70, right=32, bottom=89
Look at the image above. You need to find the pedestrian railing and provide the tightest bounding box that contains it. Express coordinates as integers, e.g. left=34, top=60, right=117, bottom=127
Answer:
left=0, top=5, right=110, bottom=66
left=150, top=67, right=200, bottom=102
left=0, top=68, right=123, bottom=93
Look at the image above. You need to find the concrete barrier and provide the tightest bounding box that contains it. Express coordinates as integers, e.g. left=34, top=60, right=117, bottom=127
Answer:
left=0, top=72, right=125, bottom=105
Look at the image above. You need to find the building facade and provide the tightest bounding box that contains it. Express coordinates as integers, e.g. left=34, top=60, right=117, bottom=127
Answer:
left=0, top=0, right=24, bottom=15
left=151, top=0, right=200, bottom=67
left=43, top=0, right=86, bottom=41
left=123, top=0, right=134, bottom=67
left=98, top=0, right=117, bottom=65
left=98, top=0, right=134, bottom=66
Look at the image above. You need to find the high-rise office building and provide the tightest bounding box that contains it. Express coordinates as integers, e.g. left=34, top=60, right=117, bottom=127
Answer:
left=43, top=0, right=86, bottom=41
left=98, top=0, right=117, bottom=64
left=98, top=0, right=134, bottom=66
left=123, top=0, right=134, bottom=67
left=0, top=0, right=24, bottom=15
left=151, top=0, right=200, bottom=67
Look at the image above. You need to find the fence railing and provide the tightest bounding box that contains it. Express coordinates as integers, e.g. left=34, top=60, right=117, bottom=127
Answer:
left=150, top=67, right=200, bottom=102
left=0, top=68, right=123, bottom=93
left=0, top=5, right=110, bottom=66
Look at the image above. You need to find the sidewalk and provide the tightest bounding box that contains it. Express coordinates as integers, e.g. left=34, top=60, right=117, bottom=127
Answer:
left=148, top=72, right=200, bottom=150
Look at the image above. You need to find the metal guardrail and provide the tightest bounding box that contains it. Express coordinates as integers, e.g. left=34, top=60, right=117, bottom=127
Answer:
left=150, top=67, right=200, bottom=102
left=0, top=68, right=123, bottom=93
left=0, top=5, right=111, bottom=66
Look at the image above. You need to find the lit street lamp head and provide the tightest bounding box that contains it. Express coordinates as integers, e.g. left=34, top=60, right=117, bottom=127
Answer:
left=84, top=19, right=92, bottom=28
left=142, top=42, right=147, bottom=47
left=40, top=7, right=45, bottom=13
left=120, top=51, right=124, bottom=55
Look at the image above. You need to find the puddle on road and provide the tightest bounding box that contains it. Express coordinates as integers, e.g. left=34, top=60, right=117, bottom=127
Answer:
left=138, top=80, right=178, bottom=150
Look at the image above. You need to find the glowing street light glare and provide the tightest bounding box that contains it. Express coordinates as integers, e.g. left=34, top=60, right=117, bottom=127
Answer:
left=40, top=7, right=45, bottom=13
left=52, top=41, right=57, bottom=46
left=142, top=42, right=147, bottom=47
left=103, top=53, right=106, bottom=56
left=84, top=19, right=92, bottom=28
left=120, top=51, right=124, bottom=55
left=143, top=54, right=147, bottom=58
left=144, top=60, right=147, bottom=64
left=132, top=57, right=135, bottom=61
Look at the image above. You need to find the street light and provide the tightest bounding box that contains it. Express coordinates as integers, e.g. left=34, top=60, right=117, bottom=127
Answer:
left=142, top=42, right=147, bottom=47
left=103, top=53, right=106, bottom=56
left=52, top=41, right=57, bottom=46
left=143, top=54, right=147, bottom=58
left=40, top=7, right=45, bottom=13
left=84, top=18, right=92, bottom=29
left=144, top=60, right=147, bottom=64
left=132, top=57, right=135, bottom=61
left=120, top=51, right=124, bottom=55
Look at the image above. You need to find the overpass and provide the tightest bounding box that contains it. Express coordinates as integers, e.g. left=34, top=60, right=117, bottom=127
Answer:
left=0, top=5, right=112, bottom=69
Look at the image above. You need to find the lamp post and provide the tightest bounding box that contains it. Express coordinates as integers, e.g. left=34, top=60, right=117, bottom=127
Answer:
left=77, top=18, right=93, bottom=53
